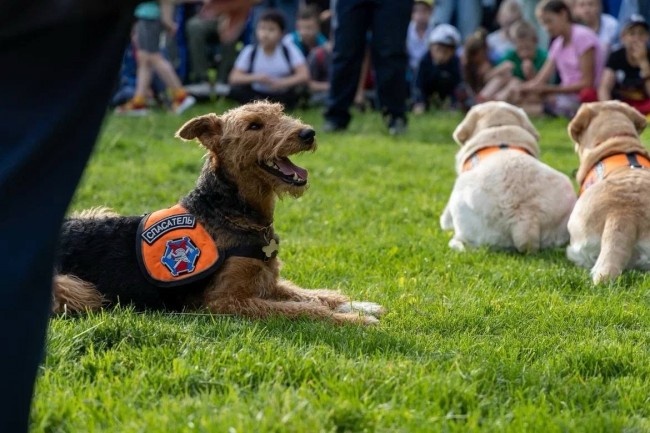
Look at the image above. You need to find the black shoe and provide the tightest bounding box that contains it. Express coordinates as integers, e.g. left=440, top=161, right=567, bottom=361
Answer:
left=322, top=120, right=347, bottom=132
left=387, top=116, right=407, bottom=136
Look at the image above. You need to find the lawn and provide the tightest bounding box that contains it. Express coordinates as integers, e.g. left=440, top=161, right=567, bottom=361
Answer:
left=33, top=102, right=650, bottom=432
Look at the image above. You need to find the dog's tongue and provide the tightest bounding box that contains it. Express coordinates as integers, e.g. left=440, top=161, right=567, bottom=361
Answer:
left=276, top=157, right=308, bottom=180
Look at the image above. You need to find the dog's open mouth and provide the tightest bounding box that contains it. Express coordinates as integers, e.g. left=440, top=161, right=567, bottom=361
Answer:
left=260, top=157, right=308, bottom=186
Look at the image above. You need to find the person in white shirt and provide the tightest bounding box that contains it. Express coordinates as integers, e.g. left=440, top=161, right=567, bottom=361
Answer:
left=228, top=9, right=309, bottom=109
left=572, top=0, right=619, bottom=54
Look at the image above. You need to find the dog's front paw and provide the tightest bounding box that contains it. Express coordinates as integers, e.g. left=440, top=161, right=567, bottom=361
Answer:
left=449, top=237, right=466, bottom=252
left=336, top=301, right=385, bottom=317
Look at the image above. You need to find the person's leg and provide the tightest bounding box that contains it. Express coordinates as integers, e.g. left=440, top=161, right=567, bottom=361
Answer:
left=217, top=41, right=239, bottom=84
left=371, top=0, right=411, bottom=126
left=186, top=15, right=219, bottom=83
left=151, top=52, right=185, bottom=89
left=134, top=50, right=156, bottom=98
left=324, top=0, right=371, bottom=129
left=0, top=4, right=136, bottom=432
left=430, top=0, right=454, bottom=27
left=457, top=0, right=482, bottom=41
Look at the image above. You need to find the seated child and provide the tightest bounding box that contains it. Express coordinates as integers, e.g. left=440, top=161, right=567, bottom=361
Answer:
left=283, top=4, right=328, bottom=59
left=598, top=14, right=650, bottom=114
left=407, top=0, right=434, bottom=75
left=480, top=20, right=548, bottom=115
left=412, top=24, right=462, bottom=114
left=486, top=0, right=523, bottom=63
left=228, top=9, right=309, bottom=109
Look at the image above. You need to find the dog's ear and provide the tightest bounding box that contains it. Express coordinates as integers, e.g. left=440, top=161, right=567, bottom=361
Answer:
left=567, top=103, right=595, bottom=144
left=616, top=101, right=648, bottom=133
left=453, top=108, right=479, bottom=145
left=175, top=113, right=223, bottom=141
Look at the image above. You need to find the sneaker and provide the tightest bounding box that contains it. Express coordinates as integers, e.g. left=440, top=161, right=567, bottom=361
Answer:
left=172, top=94, right=196, bottom=115
left=114, top=98, right=149, bottom=116
left=322, top=120, right=346, bottom=133
left=184, top=82, right=213, bottom=98
left=387, top=116, right=407, bottom=136
left=214, top=83, right=231, bottom=96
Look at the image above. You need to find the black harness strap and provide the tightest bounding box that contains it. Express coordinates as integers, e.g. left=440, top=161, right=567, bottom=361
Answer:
left=247, top=43, right=294, bottom=75
left=626, top=152, right=644, bottom=169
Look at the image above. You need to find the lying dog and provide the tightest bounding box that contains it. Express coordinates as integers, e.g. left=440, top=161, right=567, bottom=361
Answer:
left=53, top=101, right=383, bottom=324
left=566, top=100, right=650, bottom=283
left=440, top=101, right=576, bottom=252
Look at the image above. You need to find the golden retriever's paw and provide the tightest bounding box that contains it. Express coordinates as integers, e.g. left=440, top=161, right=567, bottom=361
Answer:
left=449, top=238, right=466, bottom=252
left=336, top=301, right=385, bottom=318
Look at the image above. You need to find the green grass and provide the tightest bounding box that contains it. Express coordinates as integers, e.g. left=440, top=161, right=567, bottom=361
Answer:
left=34, top=102, right=650, bottom=432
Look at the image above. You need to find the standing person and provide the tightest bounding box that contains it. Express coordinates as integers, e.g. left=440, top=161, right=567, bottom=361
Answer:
left=323, top=0, right=413, bottom=135
left=430, top=0, right=482, bottom=41
left=0, top=2, right=255, bottom=432
left=618, top=0, right=650, bottom=26
left=598, top=14, right=650, bottom=114
left=116, top=1, right=196, bottom=115
left=520, top=0, right=605, bottom=118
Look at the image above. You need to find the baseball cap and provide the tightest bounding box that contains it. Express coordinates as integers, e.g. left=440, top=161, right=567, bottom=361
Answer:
left=428, top=23, right=461, bottom=47
left=622, top=14, right=649, bottom=33
left=414, top=0, right=434, bottom=6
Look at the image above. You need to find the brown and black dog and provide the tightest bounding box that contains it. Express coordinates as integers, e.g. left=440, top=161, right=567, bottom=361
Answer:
left=53, top=101, right=383, bottom=324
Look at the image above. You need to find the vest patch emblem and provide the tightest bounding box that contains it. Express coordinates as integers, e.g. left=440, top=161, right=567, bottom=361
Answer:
left=161, top=236, right=201, bottom=276
left=136, top=204, right=223, bottom=287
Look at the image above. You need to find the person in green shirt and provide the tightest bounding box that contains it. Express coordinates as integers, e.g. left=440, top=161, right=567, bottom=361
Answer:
left=477, top=20, right=548, bottom=116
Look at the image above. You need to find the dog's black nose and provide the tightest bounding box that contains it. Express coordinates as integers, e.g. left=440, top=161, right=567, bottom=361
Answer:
left=299, top=128, right=316, bottom=144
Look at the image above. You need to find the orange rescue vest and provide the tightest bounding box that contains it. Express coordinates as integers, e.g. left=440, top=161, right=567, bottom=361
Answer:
left=579, top=152, right=650, bottom=195
left=462, top=144, right=533, bottom=172
left=136, top=205, right=278, bottom=287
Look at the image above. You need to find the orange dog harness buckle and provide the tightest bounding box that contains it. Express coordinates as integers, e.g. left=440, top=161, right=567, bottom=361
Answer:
left=136, top=205, right=278, bottom=287
left=462, top=144, right=533, bottom=172
left=579, top=152, right=650, bottom=195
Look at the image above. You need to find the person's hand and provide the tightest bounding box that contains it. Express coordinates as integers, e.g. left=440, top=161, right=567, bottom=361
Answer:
left=254, top=74, right=276, bottom=86
left=265, top=78, right=287, bottom=91
left=521, top=59, right=535, bottom=80
left=200, top=0, right=257, bottom=43
left=162, top=18, right=178, bottom=36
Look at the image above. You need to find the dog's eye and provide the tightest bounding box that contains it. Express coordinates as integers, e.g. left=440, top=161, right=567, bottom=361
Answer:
left=248, top=122, right=263, bottom=131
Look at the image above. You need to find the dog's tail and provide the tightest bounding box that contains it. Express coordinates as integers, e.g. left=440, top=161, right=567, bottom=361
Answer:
left=591, top=214, right=636, bottom=284
left=52, top=274, right=106, bottom=314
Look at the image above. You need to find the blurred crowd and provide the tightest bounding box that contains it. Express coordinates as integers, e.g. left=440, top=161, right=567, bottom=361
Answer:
left=112, top=0, right=650, bottom=132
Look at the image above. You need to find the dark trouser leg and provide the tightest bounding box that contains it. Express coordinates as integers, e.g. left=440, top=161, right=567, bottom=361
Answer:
left=324, top=0, right=371, bottom=128
left=0, top=5, right=135, bottom=432
left=371, top=0, right=412, bottom=121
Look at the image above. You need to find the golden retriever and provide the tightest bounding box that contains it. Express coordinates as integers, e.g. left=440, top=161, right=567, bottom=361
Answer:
left=441, top=101, right=576, bottom=252
left=566, top=100, right=650, bottom=283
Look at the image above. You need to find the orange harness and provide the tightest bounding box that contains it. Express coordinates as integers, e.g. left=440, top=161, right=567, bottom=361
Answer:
left=136, top=205, right=278, bottom=287
left=579, top=152, right=650, bottom=195
left=462, top=144, right=533, bottom=172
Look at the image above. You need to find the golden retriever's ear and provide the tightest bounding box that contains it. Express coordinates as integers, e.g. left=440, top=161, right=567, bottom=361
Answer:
left=617, top=101, right=648, bottom=133
left=568, top=103, right=595, bottom=144
left=175, top=113, right=223, bottom=142
left=453, top=108, right=479, bottom=145
left=515, top=106, right=540, bottom=140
